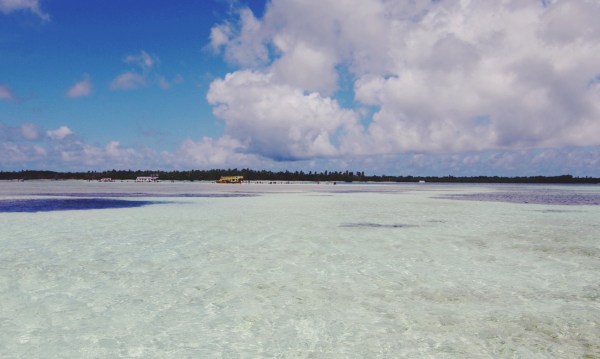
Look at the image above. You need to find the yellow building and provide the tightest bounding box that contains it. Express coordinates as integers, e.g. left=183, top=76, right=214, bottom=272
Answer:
left=217, top=176, right=244, bottom=183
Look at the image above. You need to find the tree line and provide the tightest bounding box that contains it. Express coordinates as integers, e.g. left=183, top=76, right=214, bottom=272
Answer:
left=0, top=169, right=599, bottom=184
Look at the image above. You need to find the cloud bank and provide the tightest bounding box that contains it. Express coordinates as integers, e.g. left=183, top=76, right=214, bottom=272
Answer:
left=2, top=119, right=600, bottom=176
left=205, top=0, right=600, bottom=166
left=1, top=123, right=149, bottom=170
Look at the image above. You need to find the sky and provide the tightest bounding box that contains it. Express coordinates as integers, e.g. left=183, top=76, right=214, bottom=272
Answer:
left=1, top=0, right=600, bottom=176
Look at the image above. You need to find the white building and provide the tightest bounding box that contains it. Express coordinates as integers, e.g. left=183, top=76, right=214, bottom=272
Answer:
left=135, top=176, right=159, bottom=182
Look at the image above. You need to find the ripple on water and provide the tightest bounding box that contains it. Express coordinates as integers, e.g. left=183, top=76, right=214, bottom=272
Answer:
left=339, top=223, right=417, bottom=228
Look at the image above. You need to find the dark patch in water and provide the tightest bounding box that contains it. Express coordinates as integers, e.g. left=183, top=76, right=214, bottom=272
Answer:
left=517, top=244, right=600, bottom=258
left=340, top=222, right=416, bottom=228
left=33, top=192, right=257, bottom=198
left=0, top=198, right=159, bottom=213
left=439, top=191, right=600, bottom=206
left=532, top=209, right=585, bottom=213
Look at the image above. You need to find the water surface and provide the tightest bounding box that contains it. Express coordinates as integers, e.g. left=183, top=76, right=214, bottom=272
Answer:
left=1, top=181, right=599, bottom=357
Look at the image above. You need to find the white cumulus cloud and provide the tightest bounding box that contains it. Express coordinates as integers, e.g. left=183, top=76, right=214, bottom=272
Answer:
left=49, top=132, right=145, bottom=168
left=109, top=72, right=147, bottom=91
left=47, top=126, right=74, bottom=140
left=211, top=8, right=269, bottom=67
left=206, top=0, right=600, bottom=164
left=0, top=84, right=15, bottom=100
left=207, top=70, right=357, bottom=161
left=0, top=0, right=49, bottom=20
left=20, top=123, right=39, bottom=140
left=1, top=122, right=156, bottom=170
left=124, top=50, right=157, bottom=70
left=110, top=51, right=180, bottom=91
left=164, top=136, right=255, bottom=167
left=66, top=75, right=92, bottom=98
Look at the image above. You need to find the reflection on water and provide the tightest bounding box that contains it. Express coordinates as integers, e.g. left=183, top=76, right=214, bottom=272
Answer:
left=33, top=192, right=257, bottom=198
left=0, top=198, right=158, bottom=212
left=440, top=190, right=600, bottom=205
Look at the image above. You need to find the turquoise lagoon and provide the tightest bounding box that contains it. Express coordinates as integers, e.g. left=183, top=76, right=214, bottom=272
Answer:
left=1, top=181, right=599, bottom=358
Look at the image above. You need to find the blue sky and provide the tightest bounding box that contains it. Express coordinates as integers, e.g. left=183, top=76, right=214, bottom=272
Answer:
left=1, top=0, right=600, bottom=176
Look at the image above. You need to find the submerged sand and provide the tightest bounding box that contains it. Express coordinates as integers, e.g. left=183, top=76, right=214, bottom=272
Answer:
left=1, top=181, right=599, bottom=357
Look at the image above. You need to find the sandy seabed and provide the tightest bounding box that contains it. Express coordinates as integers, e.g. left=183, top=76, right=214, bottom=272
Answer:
left=1, top=181, right=599, bottom=358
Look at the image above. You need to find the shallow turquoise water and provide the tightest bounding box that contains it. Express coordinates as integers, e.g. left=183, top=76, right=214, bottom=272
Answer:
left=1, top=181, right=599, bottom=357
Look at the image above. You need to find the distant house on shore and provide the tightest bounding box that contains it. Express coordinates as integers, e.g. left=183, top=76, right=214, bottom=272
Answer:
left=99, top=178, right=113, bottom=182
left=136, top=176, right=159, bottom=182
left=217, top=176, right=243, bottom=184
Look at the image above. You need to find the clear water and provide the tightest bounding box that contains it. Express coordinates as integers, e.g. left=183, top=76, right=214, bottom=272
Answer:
left=1, top=181, right=599, bottom=358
